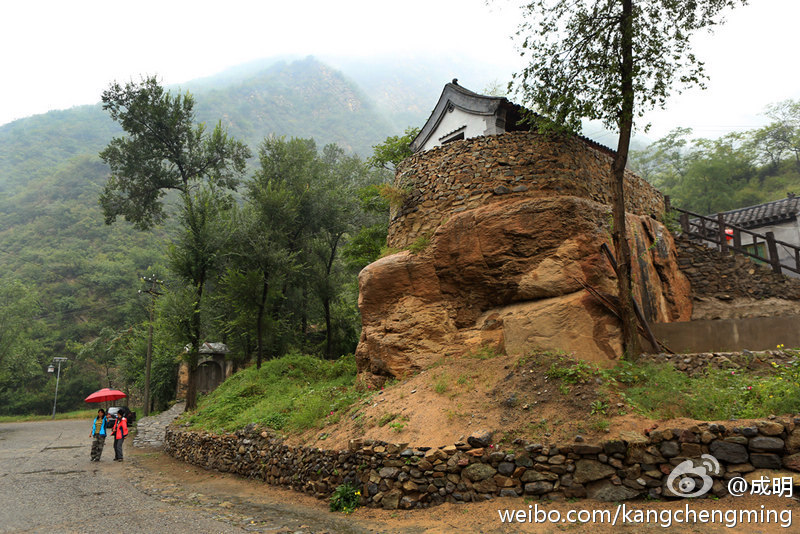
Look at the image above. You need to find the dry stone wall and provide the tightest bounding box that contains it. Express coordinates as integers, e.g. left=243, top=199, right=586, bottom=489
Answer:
left=675, top=235, right=800, bottom=301
left=638, top=350, right=795, bottom=377
left=165, top=419, right=800, bottom=509
left=389, top=131, right=665, bottom=249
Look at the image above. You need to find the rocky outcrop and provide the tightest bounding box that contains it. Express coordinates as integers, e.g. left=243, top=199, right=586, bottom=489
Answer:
left=356, top=193, right=691, bottom=383
left=355, top=133, right=694, bottom=384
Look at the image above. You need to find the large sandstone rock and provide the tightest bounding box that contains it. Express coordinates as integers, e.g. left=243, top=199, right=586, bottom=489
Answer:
left=355, top=195, right=691, bottom=383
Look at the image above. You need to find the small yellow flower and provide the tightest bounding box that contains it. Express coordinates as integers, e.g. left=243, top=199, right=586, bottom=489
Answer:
left=355, top=491, right=361, bottom=496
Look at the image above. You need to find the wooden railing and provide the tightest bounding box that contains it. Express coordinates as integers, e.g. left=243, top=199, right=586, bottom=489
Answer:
left=672, top=206, right=800, bottom=276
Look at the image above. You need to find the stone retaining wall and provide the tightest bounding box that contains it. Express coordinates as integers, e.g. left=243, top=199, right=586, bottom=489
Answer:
left=639, top=350, right=796, bottom=377
left=165, top=418, right=800, bottom=509
left=388, top=131, right=665, bottom=249
left=675, top=235, right=800, bottom=300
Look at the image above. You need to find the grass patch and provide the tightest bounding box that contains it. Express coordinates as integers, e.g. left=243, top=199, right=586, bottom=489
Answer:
left=379, top=246, right=401, bottom=258
left=545, top=350, right=800, bottom=421
left=591, top=419, right=610, bottom=432
left=377, top=412, right=398, bottom=427
left=179, top=352, right=366, bottom=433
left=0, top=409, right=98, bottom=423
left=467, top=344, right=504, bottom=360
left=547, top=357, right=601, bottom=384
left=618, top=360, right=800, bottom=420
left=433, top=373, right=449, bottom=394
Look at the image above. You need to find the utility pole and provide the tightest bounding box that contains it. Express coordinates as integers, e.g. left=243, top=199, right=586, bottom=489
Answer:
left=139, top=274, right=163, bottom=416
left=48, top=357, right=68, bottom=419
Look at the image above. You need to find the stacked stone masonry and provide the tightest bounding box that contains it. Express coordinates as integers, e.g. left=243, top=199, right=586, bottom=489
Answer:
left=389, top=131, right=665, bottom=249
left=165, top=420, right=800, bottom=509
left=638, top=350, right=796, bottom=377
left=674, top=235, right=800, bottom=300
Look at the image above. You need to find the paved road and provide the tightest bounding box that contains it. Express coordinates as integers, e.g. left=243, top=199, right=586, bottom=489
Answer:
left=0, top=420, right=246, bottom=534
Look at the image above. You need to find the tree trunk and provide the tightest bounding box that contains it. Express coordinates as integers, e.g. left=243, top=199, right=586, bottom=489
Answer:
left=611, top=0, right=641, bottom=360
left=185, top=355, right=198, bottom=411
left=255, top=277, right=268, bottom=369
left=323, top=298, right=332, bottom=359
left=185, top=274, right=205, bottom=411
left=324, top=233, right=341, bottom=359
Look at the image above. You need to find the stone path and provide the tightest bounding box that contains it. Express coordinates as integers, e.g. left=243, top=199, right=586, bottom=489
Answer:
left=133, top=401, right=185, bottom=448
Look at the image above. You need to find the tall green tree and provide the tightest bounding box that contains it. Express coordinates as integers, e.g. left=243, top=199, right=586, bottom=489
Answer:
left=511, top=0, right=746, bottom=357
left=99, top=76, right=250, bottom=410
left=368, top=127, right=420, bottom=172
left=219, top=192, right=297, bottom=369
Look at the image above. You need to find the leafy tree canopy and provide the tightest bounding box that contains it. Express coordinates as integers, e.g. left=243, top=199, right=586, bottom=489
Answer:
left=368, top=127, right=420, bottom=171
left=512, top=0, right=748, bottom=134
left=99, top=76, right=251, bottom=230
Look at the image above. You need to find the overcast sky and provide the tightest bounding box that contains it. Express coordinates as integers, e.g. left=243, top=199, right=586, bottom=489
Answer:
left=1, top=0, right=798, bottom=142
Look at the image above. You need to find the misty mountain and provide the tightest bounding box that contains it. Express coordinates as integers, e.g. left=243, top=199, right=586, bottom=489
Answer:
left=0, top=54, right=502, bottom=358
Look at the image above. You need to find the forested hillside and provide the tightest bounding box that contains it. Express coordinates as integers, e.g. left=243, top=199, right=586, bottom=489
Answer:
left=0, top=56, right=465, bottom=415
left=630, top=101, right=800, bottom=214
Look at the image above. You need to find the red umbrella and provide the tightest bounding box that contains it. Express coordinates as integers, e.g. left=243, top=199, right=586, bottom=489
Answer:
left=84, top=388, right=126, bottom=403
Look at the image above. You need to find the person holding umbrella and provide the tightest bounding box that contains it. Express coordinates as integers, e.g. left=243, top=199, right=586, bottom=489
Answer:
left=111, top=409, right=128, bottom=461
left=84, top=387, right=128, bottom=461
left=89, top=408, right=108, bottom=461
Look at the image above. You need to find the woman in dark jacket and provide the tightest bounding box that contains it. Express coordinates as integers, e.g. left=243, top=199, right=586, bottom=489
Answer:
left=90, top=409, right=107, bottom=462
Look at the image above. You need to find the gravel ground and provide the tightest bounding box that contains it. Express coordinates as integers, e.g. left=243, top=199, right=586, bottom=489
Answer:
left=0, top=420, right=249, bottom=534
left=0, top=419, right=381, bottom=534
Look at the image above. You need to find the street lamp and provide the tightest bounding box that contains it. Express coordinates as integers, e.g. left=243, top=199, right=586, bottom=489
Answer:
left=48, top=357, right=68, bottom=419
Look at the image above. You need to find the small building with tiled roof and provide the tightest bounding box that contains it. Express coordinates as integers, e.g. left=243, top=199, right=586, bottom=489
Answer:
left=706, top=193, right=800, bottom=274
left=710, top=194, right=800, bottom=229
left=410, top=80, right=527, bottom=153
left=410, top=80, right=616, bottom=157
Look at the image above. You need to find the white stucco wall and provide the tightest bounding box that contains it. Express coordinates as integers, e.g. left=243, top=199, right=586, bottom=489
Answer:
left=420, top=106, right=502, bottom=152
left=752, top=219, right=800, bottom=270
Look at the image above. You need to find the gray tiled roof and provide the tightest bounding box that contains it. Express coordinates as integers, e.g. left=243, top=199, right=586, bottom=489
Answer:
left=713, top=195, right=800, bottom=228
left=409, top=81, right=617, bottom=157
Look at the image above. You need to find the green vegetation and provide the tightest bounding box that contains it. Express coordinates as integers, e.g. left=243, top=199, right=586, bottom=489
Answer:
left=181, top=352, right=364, bottom=433
left=0, top=65, right=400, bottom=416
left=619, top=359, right=800, bottom=420
left=630, top=119, right=800, bottom=214
left=368, top=126, right=420, bottom=172
left=543, top=351, right=800, bottom=421
left=433, top=373, right=449, bottom=394
left=0, top=409, right=97, bottom=424
left=407, top=232, right=433, bottom=255
left=377, top=412, right=399, bottom=427
left=389, top=415, right=409, bottom=433
left=467, top=344, right=504, bottom=360
left=329, top=482, right=361, bottom=514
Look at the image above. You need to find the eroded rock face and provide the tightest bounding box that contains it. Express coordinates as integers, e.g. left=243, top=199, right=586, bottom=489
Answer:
left=355, top=195, right=691, bottom=384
